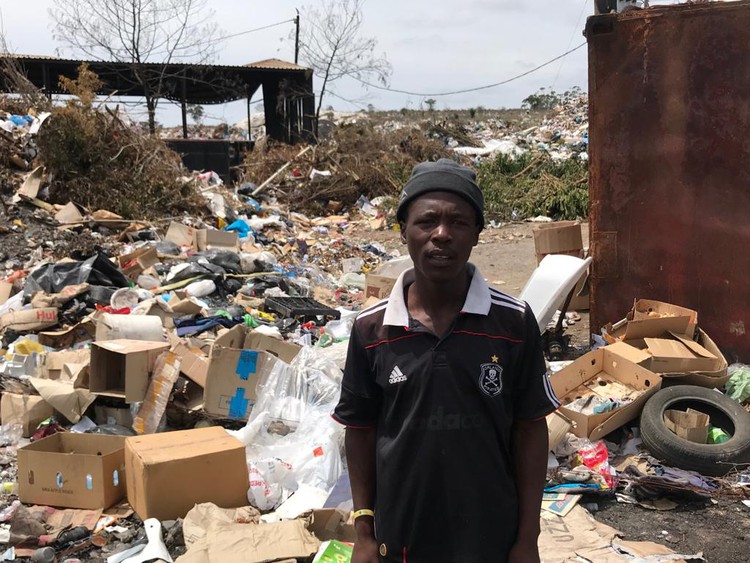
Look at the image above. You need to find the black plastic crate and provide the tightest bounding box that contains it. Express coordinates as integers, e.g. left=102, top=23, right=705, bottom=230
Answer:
left=264, top=296, right=341, bottom=321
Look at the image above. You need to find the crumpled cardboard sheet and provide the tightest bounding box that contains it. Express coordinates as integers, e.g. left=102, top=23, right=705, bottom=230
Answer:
left=539, top=505, right=702, bottom=562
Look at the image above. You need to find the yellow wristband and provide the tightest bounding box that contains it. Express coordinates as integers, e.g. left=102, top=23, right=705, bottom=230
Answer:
left=353, top=509, right=375, bottom=520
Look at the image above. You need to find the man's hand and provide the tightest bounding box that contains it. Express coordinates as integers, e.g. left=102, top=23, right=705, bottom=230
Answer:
left=508, top=539, right=540, bottom=563
left=351, top=536, right=380, bottom=563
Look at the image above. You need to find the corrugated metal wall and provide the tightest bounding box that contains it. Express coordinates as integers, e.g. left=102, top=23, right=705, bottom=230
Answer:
left=588, top=1, right=750, bottom=361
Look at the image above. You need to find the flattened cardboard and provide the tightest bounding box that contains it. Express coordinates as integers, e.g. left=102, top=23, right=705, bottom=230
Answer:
left=550, top=348, right=661, bottom=441
left=28, top=377, right=95, bottom=424
left=645, top=334, right=718, bottom=374
left=364, top=273, right=397, bottom=300
left=55, top=202, right=85, bottom=224
left=606, top=330, right=728, bottom=387
left=17, top=433, right=126, bottom=510
left=204, top=326, right=297, bottom=419
left=196, top=229, right=239, bottom=251
left=41, top=350, right=90, bottom=380
left=0, top=282, right=12, bottom=306
left=664, top=408, right=709, bottom=444
left=1, top=393, right=54, bottom=438
left=38, top=319, right=96, bottom=349
left=546, top=410, right=574, bottom=451
left=0, top=308, right=58, bottom=331
left=124, top=427, right=249, bottom=521
left=89, top=340, right=170, bottom=403
left=165, top=222, right=198, bottom=248
left=172, top=342, right=209, bottom=387
left=117, top=247, right=159, bottom=281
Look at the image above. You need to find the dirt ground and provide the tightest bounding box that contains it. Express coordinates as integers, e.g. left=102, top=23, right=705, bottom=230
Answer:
left=349, top=221, right=750, bottom=562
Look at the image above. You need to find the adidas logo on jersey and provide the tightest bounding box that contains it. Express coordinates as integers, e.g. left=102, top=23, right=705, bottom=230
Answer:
left=389, top=365, right=407, bottom=384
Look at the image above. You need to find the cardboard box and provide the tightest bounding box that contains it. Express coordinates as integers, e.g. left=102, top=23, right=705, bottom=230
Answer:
left=550, top=348, right=661, bottom=441
left=532, top=221, right=584, bottom=264
left=165, top=221, right=238, bottom=251
left=604, top=300, right=698, bottom=342
left=90, top=340, right=170, bottom=403
left=124, top=427, right=249, bottom=520
left=0, top=308, right=58, bottom=331
left=644, top=333, right=720, bottom=374
left=664, top=409, right=709, bottom=444
left=117, top=247, right=159, bottom=281
left=604, top=329, right=728, bottom=387
left=364, top=273, right=397, bottom=300
left=172, top=342, right=209, bottom=388
left=204, top=326, right=300, bottom=419
left=40, top=349, right=90, bottom=381
left=1, top=393, right=55, bottom=438
left=17, top=433, right=126, bottom=510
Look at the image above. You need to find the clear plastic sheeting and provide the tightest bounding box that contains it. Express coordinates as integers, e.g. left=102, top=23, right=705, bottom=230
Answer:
left=228, top=346, right=345, bottom=512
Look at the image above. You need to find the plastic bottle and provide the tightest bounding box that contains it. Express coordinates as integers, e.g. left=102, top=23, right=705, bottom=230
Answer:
left=30, top=547, right=55, bottom=563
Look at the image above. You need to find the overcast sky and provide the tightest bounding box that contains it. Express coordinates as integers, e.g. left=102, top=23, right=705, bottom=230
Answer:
left=0, top=0, right=680, bottom=126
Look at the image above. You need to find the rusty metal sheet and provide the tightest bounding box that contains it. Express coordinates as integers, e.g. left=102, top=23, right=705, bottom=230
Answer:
left=587, top=1, right=750, bottom=361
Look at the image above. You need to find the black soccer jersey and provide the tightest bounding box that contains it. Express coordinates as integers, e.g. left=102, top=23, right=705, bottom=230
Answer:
left=333, top=264, right=560, bottom=562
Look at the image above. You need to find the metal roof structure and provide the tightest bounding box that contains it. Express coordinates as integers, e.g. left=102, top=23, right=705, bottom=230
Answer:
left=0, top=54, right=315, bottom=143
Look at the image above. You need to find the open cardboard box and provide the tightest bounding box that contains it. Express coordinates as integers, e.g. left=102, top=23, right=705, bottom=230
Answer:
left=17, top=433, right=126, bottom=510
left=203, top=326, right=301, bottom=419
left=604, top=299, right=697, bottom=342
left=549, top=348, right=661, bottom=441
left=605, top=329, right=728, bottom=388
left=89, top=340, right=170, bottom=403
left=532, top=221, right=584, bottom=265
left=1, top=393, right=55, bottom=438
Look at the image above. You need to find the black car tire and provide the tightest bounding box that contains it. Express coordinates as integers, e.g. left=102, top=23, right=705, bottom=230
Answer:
left=640, top=385, right=750, bottom=476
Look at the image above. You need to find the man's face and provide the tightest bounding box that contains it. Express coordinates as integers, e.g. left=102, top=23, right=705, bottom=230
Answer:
left=400, top=191, right=480, bottom=283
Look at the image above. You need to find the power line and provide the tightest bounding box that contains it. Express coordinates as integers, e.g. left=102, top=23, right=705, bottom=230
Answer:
left=552, top=0, right=590, bottom=89
left=350, top=42, right=587, bottom=98
left=221, top=19, right=295, bottom=41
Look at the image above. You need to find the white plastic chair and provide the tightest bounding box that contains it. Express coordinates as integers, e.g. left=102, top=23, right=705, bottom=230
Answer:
left=519, top=254, right=593, bottom=333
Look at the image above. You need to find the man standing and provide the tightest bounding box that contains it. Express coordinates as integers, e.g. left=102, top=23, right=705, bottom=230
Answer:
left=333, top=159, right=559, bottom=562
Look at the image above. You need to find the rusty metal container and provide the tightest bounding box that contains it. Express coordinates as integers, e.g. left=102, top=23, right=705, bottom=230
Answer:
left=587, top=1, right=750, bottom=360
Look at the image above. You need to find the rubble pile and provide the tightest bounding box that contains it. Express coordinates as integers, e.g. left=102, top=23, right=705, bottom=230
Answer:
left=0, top=84, right=746, bottom=561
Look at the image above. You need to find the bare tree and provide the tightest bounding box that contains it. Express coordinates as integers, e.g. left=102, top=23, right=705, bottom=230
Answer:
left=50, top=0, right=222, bottom=134
left=297, top=0, right=391, bottom=120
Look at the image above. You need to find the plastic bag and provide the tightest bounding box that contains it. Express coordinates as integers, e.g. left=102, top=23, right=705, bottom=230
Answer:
left=228, top=346, right=345, bottom=511
left=24, top=253, right=129, bottom=297
left=727, top=363, right=750, bottom=403
left=247, top=458, right=297, bottom=511
left=578, top=439, right=617, bottom=489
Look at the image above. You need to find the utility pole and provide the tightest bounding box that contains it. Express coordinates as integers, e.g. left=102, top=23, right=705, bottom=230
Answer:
left=294, top=9, right=300, bottom=64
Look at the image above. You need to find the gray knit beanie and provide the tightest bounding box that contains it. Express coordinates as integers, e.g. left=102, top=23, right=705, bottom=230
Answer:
left=396, top=159, right=484, bottom=229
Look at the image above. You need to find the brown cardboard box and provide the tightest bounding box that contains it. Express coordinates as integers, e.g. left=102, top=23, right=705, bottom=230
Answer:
left=644, top=333, right=720, bottom=374
left=164, top=221, right=238, bottom=251
left=532, top=221, right=584, bottom=264
left=172, top=342, right=209, bottom=388
left=17, top=433, right=126, bottom=510
left=631, top=299, right=698, bottom=337
left=89, top=340, right=170, bottom=403
left=364, top=274, right=397, bottom=300
left=1, top=393, right=55, bottom=438
left=604, top=330, right=728, bottom=388
left=124, top=427, right=249, bottom=521
left=117, top=247, right=159, bottom=281
left=664, top=408, right=709, bottom=443
left=203, top=326, right=300, bottom=419
left=550, top=348, right=661, bottom=441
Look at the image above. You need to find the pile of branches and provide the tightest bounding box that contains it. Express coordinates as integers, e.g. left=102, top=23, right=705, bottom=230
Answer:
left=242, top=122, right=452, bottom=214
left=34, top=65, right=202, bottom=220
left=477, top=152, right=589, bottom=220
